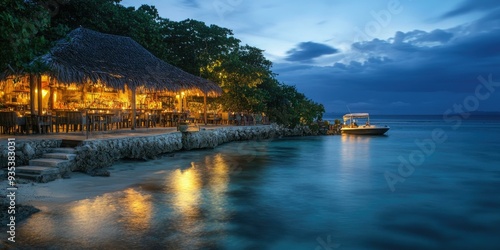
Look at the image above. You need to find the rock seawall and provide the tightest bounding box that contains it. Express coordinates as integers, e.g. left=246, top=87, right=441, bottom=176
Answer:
left=74, top=133, right=183, bottom=174
left=181, top=124, right=311, bottom=150
left=1, top=125, right=313, bottom=175
left=75, top=124, right=313, bottom=174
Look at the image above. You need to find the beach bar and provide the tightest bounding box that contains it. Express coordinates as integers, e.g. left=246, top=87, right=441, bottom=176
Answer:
left=0, top=28, right=222, bottom=134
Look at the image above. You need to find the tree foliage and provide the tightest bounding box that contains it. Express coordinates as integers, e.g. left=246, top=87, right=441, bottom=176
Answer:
left=0, top=0, right=51, bottom=73
left=160, top=19, right=240, bottom=76
left=258, top=78, right=324, bottom=127
left=208, top=45, right=272, bottom=113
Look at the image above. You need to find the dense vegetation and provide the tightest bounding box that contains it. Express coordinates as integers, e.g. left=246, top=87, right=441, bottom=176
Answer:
left=0, top=0, right=324, bottom=127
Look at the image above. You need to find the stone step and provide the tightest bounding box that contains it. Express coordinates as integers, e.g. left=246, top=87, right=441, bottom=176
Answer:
left=17, top=166, right=60, bottom=175
left=16, top=166, right=61, bottom=183
left=15, top=173, right=42, bottom=182
left=29, top=158, right=71, bottom=168
left=50, top=147, right=77, bottom=154
left=16, top=172, right=60, bottom=183
left=43, top=153, right=76, bottom=161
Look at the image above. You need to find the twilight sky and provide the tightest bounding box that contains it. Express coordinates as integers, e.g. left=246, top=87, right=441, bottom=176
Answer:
left=121, top=0, right=500, bottom=114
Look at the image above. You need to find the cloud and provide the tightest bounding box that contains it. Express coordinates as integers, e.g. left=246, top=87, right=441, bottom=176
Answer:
left=441, top=0, right=500, bottom=19
left=285, top=42, right=339, bottom=62
left=180, top=0, right=201, bottom=8
left=393, top=29, right=453, bottom=46
left=274, top=16, right=500, bottom=114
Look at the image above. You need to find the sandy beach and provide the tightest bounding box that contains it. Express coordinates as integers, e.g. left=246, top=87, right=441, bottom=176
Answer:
left=1, top=156, right=185, bottom=207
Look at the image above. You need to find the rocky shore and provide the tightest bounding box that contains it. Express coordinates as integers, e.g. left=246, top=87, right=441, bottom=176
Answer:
left=74, top=124, right=313, bottom=174
left=1, top=124, right=314, bottom=176
left=0, top=199, right=39, bottom=226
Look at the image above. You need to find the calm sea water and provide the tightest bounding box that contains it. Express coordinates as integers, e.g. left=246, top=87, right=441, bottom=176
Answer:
left=13, top=115, right=500, bottom=249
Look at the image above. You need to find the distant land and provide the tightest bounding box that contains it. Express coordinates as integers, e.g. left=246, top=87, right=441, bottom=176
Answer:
left=324, top=111, right=500, bottom=118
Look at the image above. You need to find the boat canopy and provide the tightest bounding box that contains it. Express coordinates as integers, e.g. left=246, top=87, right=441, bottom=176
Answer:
left=343, top=113, right=370, bottom=121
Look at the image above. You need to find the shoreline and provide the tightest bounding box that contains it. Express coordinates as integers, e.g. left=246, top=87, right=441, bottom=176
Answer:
left=1, top=124, right=319, bottom=229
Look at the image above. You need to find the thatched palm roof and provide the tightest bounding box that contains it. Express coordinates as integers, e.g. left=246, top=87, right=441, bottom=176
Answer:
left=32, top=28, right=221, bottom=95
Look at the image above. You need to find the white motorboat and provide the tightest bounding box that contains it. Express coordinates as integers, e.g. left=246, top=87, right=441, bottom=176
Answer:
left=341, top=113, right=389, bottom=135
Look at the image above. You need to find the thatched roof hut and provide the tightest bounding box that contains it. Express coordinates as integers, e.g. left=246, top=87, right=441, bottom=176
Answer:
left=16, top=27, right=221, bottom=95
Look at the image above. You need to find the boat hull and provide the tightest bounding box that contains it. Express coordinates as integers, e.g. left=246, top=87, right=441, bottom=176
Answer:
left=341, top=126, right=390, bottom=135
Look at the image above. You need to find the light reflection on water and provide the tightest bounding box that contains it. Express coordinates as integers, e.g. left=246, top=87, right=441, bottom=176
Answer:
left=340, top=134, right=372, bottom=166
left=68, top=195, right=117, bottom=238
left=169, top=164, right=203, bottom=218
left=120, top=188, right=153, bottom=231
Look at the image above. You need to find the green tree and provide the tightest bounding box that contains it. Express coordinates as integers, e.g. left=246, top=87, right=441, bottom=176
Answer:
left=258, top=78, right=324, bottom=127
left=0, top=0, right=51, bottom=73
left=160, top=19, right=240, bottom=76
left=211, top=45, right=272, bottom=113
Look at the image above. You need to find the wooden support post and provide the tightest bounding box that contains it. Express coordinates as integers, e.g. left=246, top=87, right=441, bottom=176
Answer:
left=82, top=82, right=87, bottom=106
left=49, top=77, right=54, bottom=110
left=131, top=86, right=136, bottom=130
left=29, top=74, right=36, bottom=113
left=204, top=93, right=207, bottom=125
left=37, top=74, right=43, bottom=114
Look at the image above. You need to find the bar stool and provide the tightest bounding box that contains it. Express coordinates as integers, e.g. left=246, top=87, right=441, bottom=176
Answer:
left=66, top=111, right=85, bottom=132
left=55, top=111, right=67, bottom=133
